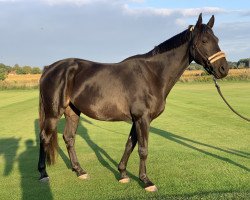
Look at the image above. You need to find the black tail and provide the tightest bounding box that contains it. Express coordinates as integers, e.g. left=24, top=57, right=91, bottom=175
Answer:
left=39, top=87, right=58, bottom=165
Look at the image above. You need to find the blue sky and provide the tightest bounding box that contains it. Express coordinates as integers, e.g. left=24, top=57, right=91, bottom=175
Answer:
left=0, top=0, right=250, bottom=67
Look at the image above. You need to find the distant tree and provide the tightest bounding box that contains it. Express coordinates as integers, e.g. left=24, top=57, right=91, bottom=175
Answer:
left=22, top=66, right=32, bottom=74
left=237, top=58, right=250, bottom=68
left=31, top=67, right=42, bottom=74
left=227, top=61, right=237, bottom=69
left=13, top=64, right=20, bottom=70
left=0, top=64, right=8, bottom=81
left=13, top=64, right=23, bottom=74
left=0, top=63, right=6, bottom=69
left=187, top=63, right=203, bottom=70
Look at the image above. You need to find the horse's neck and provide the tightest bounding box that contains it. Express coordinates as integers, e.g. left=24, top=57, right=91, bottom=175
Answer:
left=148, top=42, right=191, bottom=98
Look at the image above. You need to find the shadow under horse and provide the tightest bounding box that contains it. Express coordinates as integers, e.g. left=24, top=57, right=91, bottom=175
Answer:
left=56, top=117, right=141, bottom=185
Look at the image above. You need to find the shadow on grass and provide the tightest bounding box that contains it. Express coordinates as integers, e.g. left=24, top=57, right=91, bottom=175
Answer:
left=19, top=138, right=53, bottom=200
left=30, top=116, right=248, bottom=200
left=134, top=189, right=250, bottom=200
left=56, top=117, right=142, bottom=186
left=1, top=118, right=248, bottom=200
left=0, top=137, right=20, bottom=176
left=78, top=118, right=121, bottom=180
left=32, top=119, right=53, bottom=199
left=56, top=117, right=249, bottom=187
left=228, top=149, right=250, bottom=157
left=0, top=120, right=53, bottom=200
left=150, top=126, right=250, bottom=172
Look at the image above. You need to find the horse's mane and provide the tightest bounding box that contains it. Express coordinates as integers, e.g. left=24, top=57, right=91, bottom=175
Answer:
left=123, top=28, right=193, bottom=61
left=153, top=29, right=192, bottom=55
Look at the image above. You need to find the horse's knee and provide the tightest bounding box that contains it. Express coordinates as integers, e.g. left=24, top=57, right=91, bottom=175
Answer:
left=138, top=147, right=148, bottom=160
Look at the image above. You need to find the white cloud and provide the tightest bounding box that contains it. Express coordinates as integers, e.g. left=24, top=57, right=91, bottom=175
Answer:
left=50, top=0, right=144, bottom=4
left=42, top=0, right=105, bottom=6
left=128, top=0, right=144, bottom=2
left=122, top=5, right=225, bottom=17
left=181, top=7, right=225, bottom=16
left=0, top=0, right=21, bottom=2
left=0, top=0, right=122, bottom=5
left=38, top=0, right=144, bottom=6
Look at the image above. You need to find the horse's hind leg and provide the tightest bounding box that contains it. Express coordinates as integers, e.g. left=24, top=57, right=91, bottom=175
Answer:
left=38, top=132, right=49, bottom=181
left=118, top=122, right=137, bottom=183
left=63, top=103, right=88, bottom=179
left=38, top=117, right=60, bottom=181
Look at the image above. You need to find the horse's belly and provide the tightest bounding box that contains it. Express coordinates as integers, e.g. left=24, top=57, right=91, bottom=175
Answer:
left=74, top=99, right=131, bottom=121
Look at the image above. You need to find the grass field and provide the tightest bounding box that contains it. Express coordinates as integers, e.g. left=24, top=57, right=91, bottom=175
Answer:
left=0, top=81, right=249, bottom=199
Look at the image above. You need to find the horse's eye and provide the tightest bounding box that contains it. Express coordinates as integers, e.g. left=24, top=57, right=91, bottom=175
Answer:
left=202, top=39, right=208, bottom=44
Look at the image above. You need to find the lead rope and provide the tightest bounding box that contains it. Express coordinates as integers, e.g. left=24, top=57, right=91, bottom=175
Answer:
left=213, top=77, right=250, bottom=122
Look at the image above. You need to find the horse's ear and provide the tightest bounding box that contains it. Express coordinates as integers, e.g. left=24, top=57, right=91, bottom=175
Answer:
left=207, top=15, right=215, bottom=28
left=195, top=13, right=202, bottom=28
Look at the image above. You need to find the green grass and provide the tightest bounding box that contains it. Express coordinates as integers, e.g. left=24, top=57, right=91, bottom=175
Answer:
left=0, top=81, right=249, bottom=200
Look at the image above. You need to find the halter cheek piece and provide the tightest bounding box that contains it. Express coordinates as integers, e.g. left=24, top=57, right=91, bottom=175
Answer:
left=189, top=26, right=226, bottom=72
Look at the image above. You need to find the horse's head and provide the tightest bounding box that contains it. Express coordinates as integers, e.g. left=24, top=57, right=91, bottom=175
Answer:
left=190, top=13, right=229, bottom=79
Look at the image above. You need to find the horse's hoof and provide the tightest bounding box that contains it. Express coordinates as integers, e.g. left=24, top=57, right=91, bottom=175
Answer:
left=39, top=176, right=49, bottom=182
left=145, top=185, right=158, bottom=192
left=78, top=174, right=89, bottom=180
left=119, top=177, right=130, bottom=184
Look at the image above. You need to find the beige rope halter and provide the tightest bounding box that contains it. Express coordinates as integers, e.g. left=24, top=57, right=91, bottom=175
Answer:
left=208, top=51, right=226, bottom=64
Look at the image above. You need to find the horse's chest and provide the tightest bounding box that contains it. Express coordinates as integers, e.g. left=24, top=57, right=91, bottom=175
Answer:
left=143, top=93, right=166, bottom=119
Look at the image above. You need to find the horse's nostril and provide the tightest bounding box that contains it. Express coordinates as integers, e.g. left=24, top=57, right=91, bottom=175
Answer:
left=220, top=66, right=225, bottom=73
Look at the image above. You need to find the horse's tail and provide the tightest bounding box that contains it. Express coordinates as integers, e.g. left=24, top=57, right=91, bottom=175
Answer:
left=39, top=80, right=58, bottom=165
left=39, top=89, right=45, bottom=132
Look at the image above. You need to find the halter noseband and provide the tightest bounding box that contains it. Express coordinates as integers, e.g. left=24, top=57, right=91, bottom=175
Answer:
left=208, top=51, right=226, bottom=64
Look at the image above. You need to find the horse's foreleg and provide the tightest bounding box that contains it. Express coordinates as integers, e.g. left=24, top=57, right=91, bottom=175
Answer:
left=63, top=105, right=88, bottom=179
left=136, top=115, right=157, bottom=192
left=118, top=122, right=137, bottom=183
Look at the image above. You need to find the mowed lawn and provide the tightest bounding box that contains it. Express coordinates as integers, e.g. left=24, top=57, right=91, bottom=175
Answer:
left=0, top=81, right=249, bottom=200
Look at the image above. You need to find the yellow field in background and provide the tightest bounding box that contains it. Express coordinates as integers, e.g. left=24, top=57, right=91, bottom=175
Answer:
left=2, top=74, right=41, bottom=88
left=1, top=68, right=249, bottom=89
left=180, top=68, right=250, bottom=82
left=6, top=74, right=41, bottom=82
left=182, top=68, right=250, bottom=77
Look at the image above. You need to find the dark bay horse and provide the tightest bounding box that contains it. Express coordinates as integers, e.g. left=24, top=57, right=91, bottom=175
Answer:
left=38, top=14, right=229, bottom=192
